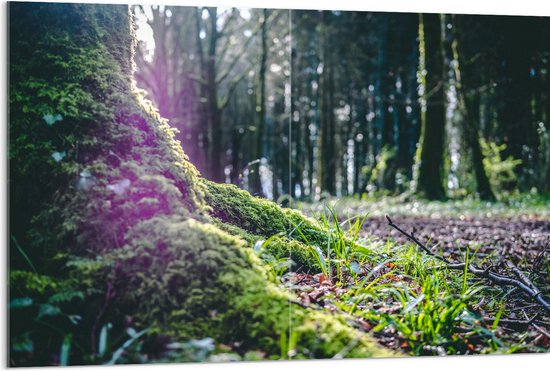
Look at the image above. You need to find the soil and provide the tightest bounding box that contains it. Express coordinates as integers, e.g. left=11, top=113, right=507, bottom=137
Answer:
left=361, top=215, right=550, bottom=265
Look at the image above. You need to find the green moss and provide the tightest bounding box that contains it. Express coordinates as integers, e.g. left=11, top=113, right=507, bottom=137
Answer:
left=91, top=217, right=390, bottom=358
left=260, top=236, right=322, bottom=273
left=211, top=220, right=322, bottom=274
left=290, top=311, right=394, bottom=359
left=210, top=217, right=262, bottom=244
left=9, top=2, right=206, bottom=269
left=218, top=266, right=393, bottom=358
left=203, top=180, right=328, bottom=246
left=209, top=219, right=321, bottom=273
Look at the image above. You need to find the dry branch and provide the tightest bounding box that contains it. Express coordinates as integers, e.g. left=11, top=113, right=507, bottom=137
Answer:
left=385, top=215, right=550, bottom=314
left=482, top=314, right=539, bottom=329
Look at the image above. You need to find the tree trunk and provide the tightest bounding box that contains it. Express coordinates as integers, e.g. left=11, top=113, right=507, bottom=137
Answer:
left=451, top=16, right=496, bottom=201
left=292, top=47, right=304, bottom=200
left=249, top=9, right=268, bottom=196
left=317, top=11, right=336, bottom=195
left=413, top=13, right=446, bottom=200
left=496, top=17, right=536, bottom=179
left=193, top=7, right=210, bottom=177
left=396, top=70, right=410, bottom=180
left=205, top=7, right=225, bottom=182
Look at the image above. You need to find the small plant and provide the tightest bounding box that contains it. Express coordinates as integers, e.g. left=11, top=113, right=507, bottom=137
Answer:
left=480, top=138, right=522, bottom=198
left=306, top=205, right=370, bottom=283
left=341, top=242, right=514, bottom=355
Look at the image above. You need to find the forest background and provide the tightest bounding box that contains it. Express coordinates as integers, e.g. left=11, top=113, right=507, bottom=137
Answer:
left=132, top=4, right=550, bottom=203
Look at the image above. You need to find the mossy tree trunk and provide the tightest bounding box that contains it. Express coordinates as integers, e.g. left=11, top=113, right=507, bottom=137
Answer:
left=9, top=3, right=391, bottom=365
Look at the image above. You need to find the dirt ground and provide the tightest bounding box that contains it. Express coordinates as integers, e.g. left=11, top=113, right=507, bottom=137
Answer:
left=362, top=215, right=550, bottom=265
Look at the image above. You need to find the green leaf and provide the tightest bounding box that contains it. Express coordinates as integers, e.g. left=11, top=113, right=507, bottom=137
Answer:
left=253, top=240, right=264, bottom=255
left=403, top=294, right=425, bottom=314
left=98, top=323, right=112, bottom=357
left=12, top=334, right=33, bottom=353
left=9, top=297, right=33, bottom=309
left=60, top=334, right=72, bottom=366
left=37, top=304, right=61, bottom=319
left=313, top=245, right=326, bottom=269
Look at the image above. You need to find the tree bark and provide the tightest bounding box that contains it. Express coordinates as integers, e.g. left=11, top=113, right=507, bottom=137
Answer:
left=496, top=17, right=536, bottom=176
left=452, top=16, right=496, bottom=201
left=413, top=13, right=446, bottom=200
left=249, top=9, right=268, bottom=196
left=317, top=11, right=336, bottom=195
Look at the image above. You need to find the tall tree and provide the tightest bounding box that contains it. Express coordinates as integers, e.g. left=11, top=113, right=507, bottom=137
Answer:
left=136, top=7, right=274, bottom=183
left=200, top=7, right=224, bottom=182
left=495, top=16, right=538, bottom=177
left=413, top=13, right=446, bottom=200
left=197, top=8, right=282, bottom=183
left=451, top=15, right=495, bottom=200
left=249, top=9, right=269, bottom=196
left=317, top=11, right=336, bottom=195
left=134, top=6, right=205, bottom=168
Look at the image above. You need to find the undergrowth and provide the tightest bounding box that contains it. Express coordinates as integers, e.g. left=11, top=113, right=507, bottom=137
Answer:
left=275, top=205, right=550, bottom=356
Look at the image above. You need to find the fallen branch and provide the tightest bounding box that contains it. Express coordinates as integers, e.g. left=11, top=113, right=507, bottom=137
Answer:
left=532, top=323, right=550, bottom=339
left=385, top=215, right=550, bottom=314
left=384, top=216, right=450, bottom=264
left=288, top=298, right=322, bottom=311
left=532, top=238, right=549, bottom=273
left=482, top=314, right=539, bottom=329
left=505, top=260, right=540, bottom=295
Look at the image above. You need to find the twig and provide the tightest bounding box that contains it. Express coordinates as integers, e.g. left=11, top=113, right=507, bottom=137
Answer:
left=385, top=215, right=450, bottom=264
left=288, top=299, right=322, bottom=311
left=514, top=304, right=540, bottom=311
left=533, top=238, right=549, bottom=272
left=483, top=312, right=541, bottom=331
left=532, top=323, right=550, bottom=339
left=386, top=215, right=550, bottom=314
left=505, top=260, right=538, bottom=293
left=482, top=317, right=533, bottom=328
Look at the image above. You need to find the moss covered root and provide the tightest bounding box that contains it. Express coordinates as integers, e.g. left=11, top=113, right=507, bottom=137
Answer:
left=204, top=180, right=330, bottom=247
left=99, top=218, right=391, bottom=358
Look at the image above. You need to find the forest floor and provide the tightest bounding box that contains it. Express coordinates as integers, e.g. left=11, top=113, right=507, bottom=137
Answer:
left=281, top=195, right=550, bottom=356
left=301, top=195, right=550, bottom=265
left=362, top=215, right=549, bottom=267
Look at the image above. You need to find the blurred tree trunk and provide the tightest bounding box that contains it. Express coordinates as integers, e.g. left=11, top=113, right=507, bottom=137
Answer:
left=317, top=11, right=336, bottom=195
left=452, top=16, right=496, bottom=201
left=397, top=14, right=420, bottom=182
left=204, top=7, right=224, bottom=182
left=396, top=69, right=410, bottom=181
left=249, top=9, right=268, bottom=196
left=134, top=6, right=205, bottom=172
left=495, top=17, right=538, bottom=188
left=291, top=47, right=305, bottom=199
left=413, top=13, right=446, bottom=200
